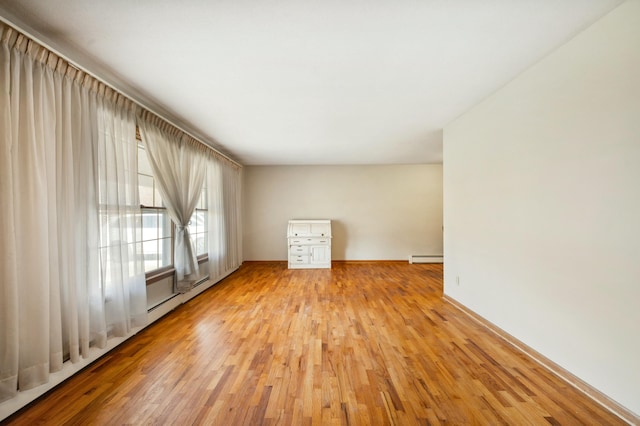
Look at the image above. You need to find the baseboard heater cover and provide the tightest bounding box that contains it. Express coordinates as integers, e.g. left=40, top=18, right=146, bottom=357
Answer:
left=409, top=255, right=444, bottom=264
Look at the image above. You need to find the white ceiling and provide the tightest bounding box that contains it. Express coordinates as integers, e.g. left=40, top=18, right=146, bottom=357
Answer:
left=0, top=0, right=623, bottom=165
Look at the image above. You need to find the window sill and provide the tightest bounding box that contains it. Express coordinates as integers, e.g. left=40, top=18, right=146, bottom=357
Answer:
left=145, top=255, right=209, bottom=286
left=145, top=267, right=174, bottom=285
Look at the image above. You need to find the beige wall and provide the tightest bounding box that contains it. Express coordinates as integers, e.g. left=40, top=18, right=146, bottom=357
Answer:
left=444, top=1, right=640, bottom=414
left=243, top=164, right=442, bottom=261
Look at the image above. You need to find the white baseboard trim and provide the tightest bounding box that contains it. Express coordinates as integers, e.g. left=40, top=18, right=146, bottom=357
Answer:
left=0, top=332, right=140, bottom=421
left=443, top=295, right=639, bottom=426
left=147, top=268, right=237, bottom=324
left=408, top=255, right=444, bottom=264
left=0, top=266, right=239, bottom=422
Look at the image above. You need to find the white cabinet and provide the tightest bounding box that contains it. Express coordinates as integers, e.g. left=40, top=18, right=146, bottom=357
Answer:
left=287, top=220, right=331, bottom=269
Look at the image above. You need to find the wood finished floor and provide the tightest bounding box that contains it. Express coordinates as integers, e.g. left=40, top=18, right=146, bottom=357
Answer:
left=3, top=262, right=624, bottom=425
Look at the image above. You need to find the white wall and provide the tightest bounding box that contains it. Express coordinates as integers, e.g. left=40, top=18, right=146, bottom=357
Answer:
left=444, top=1, right=640, bottom=415
left=243, top=165, right=442, bottom=261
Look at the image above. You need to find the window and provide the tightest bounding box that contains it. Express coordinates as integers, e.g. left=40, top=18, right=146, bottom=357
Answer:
left=137, top=140, right=209, bottom=276
left=137, top=143, right=172, bottom=273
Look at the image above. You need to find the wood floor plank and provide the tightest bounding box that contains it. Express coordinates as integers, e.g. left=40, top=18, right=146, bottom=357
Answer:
left=2, top=261, right=627, bottom=425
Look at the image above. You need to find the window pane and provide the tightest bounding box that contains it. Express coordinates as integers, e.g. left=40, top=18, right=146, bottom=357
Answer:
left=159, top=210, right=172, bottom=239
left=139, top=174, right=154, bottom=207
left=141, top=210, right=158, bottom=241
left=125, top=242, right=139, bottom=275
left=160, top=237, right=172, bottom=268
left=133, top=211, right=142, bottom=242
left=120, top=211, right=138, bottom=243
left=135, top=242, right=144, bottom=266
left=143, top=239, right=159, bottom=272
left=187, top=209, right=208, bottom=257
left=201, top=210, right=208, bottom=232
left=196, top=210, right=205, bottom=234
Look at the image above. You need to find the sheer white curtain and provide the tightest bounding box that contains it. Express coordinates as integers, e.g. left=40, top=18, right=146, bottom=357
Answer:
left=137, top=112, right=207, bottom=292
left=96, top=93, right=147, bottom=337
left=0, top=23, right=146, bottom=403
left=207, top=155, right=242, bottom=280
left=0, top=27, right=68, bottom=400
left=0, top=24, right=22, bottom=403
left=207, top=158, right=224, bottom=279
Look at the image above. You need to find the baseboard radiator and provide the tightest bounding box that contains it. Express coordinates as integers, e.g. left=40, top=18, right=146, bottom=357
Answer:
left=409, top=255, right=444, bottom=264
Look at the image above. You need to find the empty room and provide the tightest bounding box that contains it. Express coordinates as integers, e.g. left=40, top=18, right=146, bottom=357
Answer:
left=1, top=1, right=638, bottom=424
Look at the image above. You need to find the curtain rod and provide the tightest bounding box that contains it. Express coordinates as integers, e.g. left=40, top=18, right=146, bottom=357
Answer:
left=0, top=16, right=242, bottom=169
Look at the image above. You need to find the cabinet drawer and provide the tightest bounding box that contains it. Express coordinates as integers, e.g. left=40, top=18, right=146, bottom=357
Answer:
left=289, top=237, right=330, bottom=245
left=289, top=245, right=309, bottom=255
left=289, top=255, right=310, bottom=264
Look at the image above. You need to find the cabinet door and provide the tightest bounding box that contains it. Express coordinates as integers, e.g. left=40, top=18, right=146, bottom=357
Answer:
left=310, top=245, right=330, bottom=264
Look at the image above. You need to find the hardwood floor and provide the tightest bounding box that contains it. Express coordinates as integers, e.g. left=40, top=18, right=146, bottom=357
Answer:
left=3, top=262, right=625, bottom=425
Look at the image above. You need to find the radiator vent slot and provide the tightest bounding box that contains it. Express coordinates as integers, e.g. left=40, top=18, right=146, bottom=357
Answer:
left=409, top=255, right=443, bottom=264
